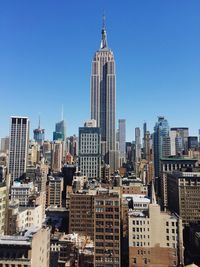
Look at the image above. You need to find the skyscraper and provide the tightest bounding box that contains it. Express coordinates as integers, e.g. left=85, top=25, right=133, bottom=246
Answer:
left=91, top=18, right=116, bottom=171
left=170, top=127, right=189, bottom=156
left=135, top=127, right=141, bottom=163
left=118, top=119, right=126, bottom=165
left=153, top=116, right=171, bottom=178
left=33, top=117, right=45, bottom=145
left=8, top=116, right=29, bottom=182
left=53, top=120, right=66, bottom=141
left=79, top=120, right=101, bottom=179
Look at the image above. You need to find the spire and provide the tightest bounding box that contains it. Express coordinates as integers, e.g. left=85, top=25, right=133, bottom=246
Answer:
left=100, top=14, right=108, bottom=49
left=151, top=178, right=157, bottom=204
left=61, top=104, right=64, bottom=121
left=38, top=115, right=40, bottom=129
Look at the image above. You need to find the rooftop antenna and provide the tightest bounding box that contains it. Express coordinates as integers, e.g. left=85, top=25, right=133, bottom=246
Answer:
left=100, top=12, right=108, bottom=49
left=102, top=12, right=106, bottom=30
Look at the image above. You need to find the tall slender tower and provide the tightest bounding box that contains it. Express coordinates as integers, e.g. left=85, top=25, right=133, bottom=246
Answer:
left=91, top=17, right=116, bottom=171
left=8, top=116, right=29, bottom=182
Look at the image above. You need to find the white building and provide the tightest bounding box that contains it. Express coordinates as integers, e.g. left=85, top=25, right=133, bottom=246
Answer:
left=128, top=183, right=184, bottom=266
left=7, top=201, right=44, bottom=235
left=11, top=181, right=34, bottom=206
left=0, top=226, right=50, bottom=267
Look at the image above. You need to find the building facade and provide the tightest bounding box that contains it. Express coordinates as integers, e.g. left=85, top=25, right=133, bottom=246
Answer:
left=167, top=170, right=200, bottom=225
left=79, top=120, right=101, bottom=179
left=0, top=226, right=50, bottom=267
left=128, top=186, right=183, bottom=266
left=0, top=183, right=7, bottom=235
left=46, top=176, right=63, bottom=208
left=8, top=116, right=29, bottom=182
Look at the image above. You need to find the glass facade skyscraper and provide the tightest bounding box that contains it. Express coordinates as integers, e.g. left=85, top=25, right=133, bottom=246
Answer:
left=53, top=120, right=66, bottom=141
left=153, top=116, right=171, bottom=178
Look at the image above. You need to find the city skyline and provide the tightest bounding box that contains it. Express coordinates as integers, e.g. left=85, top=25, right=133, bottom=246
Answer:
left=1, top=1, right=200, bottom=140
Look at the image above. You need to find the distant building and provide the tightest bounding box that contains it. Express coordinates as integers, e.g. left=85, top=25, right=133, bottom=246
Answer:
left=51, top=141, right=63, bottom=172
left=0, top=183, right=7, bottom=235
left=79, top=120, right=101, bottom=179
left=0, top=226, right=50, bottom=267
left=170, top=127, right=189, bottom=156
left=153, top=116, right=171, bottom=178
left=53, top=120, right=66, bottom=141
left=28, top=141, right=40, bottom=165
left=118, top=119, right=126, bottom=165
left=0, top=137, right=9, bottom=153
left=66, top=135, right=78, bottom=157
left=33, top=128, right=45, bottom=145
left=188, top=136, right=198, bottom=151
left=33, top=117, right=45, bottom=145
left=8, top=116, right=29, bottom=182
left=143, top=131, right=151, bottom=162
left=135, top=127, right=141, bottom=163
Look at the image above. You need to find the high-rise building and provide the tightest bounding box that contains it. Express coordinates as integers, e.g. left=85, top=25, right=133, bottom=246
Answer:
left=0, top=137, right=9, bottom=153
left=153, top=116, right=171, bottom=178
left=135, top=127, right=141, bottom=163
left=118, top=119, right=126, bottom=165
left=33, top=118, right=45, bottom=145
left=51, top=141, right=63, bottom=172
left=188, top=136, right=198, bottom=150
left=8, top=116, right=29, bottom=182
left=53, top=120, right=66, bottom=141
left=170, top=127, right=189, bottom=156
left=144, top=131, right=151, bottom=161
left=91, top=18, right=116, bottom=172
left=66, top=135, right=78, bottom=158
left=79, top=120, right=101, bottom=179
left=143, top=122, right=147, bottom=159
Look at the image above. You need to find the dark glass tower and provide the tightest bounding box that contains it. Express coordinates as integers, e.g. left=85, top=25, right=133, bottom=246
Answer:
left=153, top=116, right=171, bottom=178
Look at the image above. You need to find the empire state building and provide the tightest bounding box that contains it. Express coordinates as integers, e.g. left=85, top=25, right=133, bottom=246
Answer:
left=91, top=20, right=117, bottom=171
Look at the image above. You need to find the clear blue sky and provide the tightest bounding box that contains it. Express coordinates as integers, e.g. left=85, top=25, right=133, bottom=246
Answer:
left=0, top=0, right=200, bottom=141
